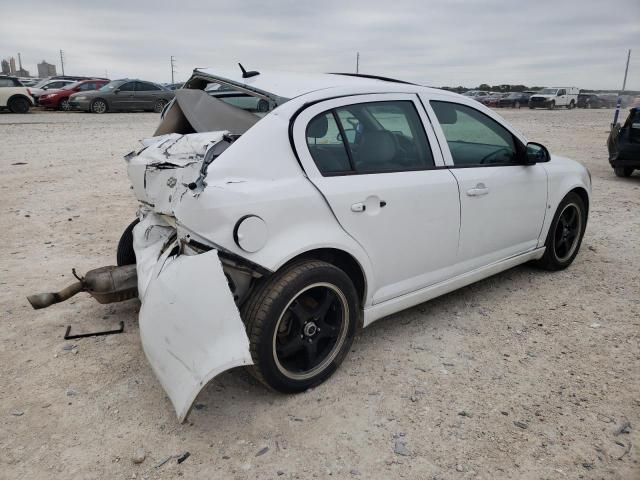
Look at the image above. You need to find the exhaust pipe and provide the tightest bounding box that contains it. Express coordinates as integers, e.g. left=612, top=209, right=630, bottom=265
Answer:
left=27, top=265, right=138, bottom=310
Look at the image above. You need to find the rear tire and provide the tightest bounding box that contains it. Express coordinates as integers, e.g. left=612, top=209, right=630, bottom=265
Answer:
left=549, top=101, right=555, bottom=110
left=614, top=167, right=633, bottom=177
left=535, top=192, right=586, bottom=271
left=116, top=219, right=139, bottom=266
left=59, top=98, right=71, bottom=111
left=242, top=260, right=358, bottom=393
left=8, top=97, right=30, bottom=113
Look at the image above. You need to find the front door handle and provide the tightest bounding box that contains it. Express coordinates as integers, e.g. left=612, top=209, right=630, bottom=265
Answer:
left=466, top=183, right=489, bottom=196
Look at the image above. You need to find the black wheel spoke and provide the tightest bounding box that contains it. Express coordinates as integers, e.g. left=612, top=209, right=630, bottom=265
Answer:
left=303, top=341, right=318, bottom=369
left=312, top=291, right=335, bottom=318
left=289, top=301, right=312, bottom=325
left=277, top=336, right=305, bottom=359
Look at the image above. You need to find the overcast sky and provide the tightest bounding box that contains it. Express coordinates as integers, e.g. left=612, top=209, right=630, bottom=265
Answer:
left=2, top=0, right=638, bottom=89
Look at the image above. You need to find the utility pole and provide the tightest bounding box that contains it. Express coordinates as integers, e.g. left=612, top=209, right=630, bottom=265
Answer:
left=18, top=52, right=23, bottom=70
left=170, top=56, right=176, bottom=84
left=612, top=49, right=631, bottom=127
left=59, top=49, right=65, bottom=75
left=356, top=52, right=360, bottom=74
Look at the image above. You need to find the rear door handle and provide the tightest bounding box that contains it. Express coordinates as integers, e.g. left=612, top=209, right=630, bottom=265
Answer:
left=351, top=202, right=366, bottom=212
left=466, top=183, right=489, bottom=196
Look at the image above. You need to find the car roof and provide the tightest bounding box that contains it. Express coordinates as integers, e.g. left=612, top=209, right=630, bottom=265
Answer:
left=193, top=67, right=446, bottom=100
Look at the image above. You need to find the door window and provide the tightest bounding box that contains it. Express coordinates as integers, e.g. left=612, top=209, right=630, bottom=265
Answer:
left=305, top=112, right=352, bottom=174
left=557, top=89, right=566, bottom=96
left=306, top=100, right=434, bottom=175
left=430, top=101, right=521, bottom=166
left=119, top=82, right=136, bottom=91
left=136, top=82, right=161, bottom=91
left=78, top=82, right=93, bottom=91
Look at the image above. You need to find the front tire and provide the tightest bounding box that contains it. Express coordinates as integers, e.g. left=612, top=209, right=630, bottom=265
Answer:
left=242, top=260, right=358, bottom=393
left=91, top=99, right=108, bottom=114
left=536, top=192, right=587, bottom=271
left=8, top=97, right=30, bottom=113
left=614, top=167, right=633, bottom=177
left=59, top=98, right=71, bottom=111
left=549, top=101, right=555, bottom=110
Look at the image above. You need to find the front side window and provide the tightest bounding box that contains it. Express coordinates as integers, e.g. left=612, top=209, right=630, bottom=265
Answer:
left=430, top=101, right=521, bottom=166
left=119, top=82, right=136, bottom=91
left=306, top=100, right=434, bottom=175
left=136, top=82, right=161, bottom=91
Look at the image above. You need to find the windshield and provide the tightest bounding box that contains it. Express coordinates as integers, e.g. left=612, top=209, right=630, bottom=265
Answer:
left=507, top=93, right=520, bottom=98
left=539, top=88, right=558, bottom=95
left=99, top=80, right=126, bottom=92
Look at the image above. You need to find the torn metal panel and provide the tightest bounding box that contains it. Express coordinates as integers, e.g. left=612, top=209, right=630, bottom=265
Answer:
left=138, top=246, right=253, bottom=422
left=126, top=132, right=227, bottom=215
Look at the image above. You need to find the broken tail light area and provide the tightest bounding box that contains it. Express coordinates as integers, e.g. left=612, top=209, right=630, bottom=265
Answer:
left=133, top=211, right=253, bottom=422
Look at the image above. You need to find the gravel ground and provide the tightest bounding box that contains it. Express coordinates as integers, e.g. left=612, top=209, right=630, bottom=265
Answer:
left=1, top=108, right=638, bottom=480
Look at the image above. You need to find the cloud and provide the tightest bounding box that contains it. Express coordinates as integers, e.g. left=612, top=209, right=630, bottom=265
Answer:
left=1, top=0, right=638, bottom=89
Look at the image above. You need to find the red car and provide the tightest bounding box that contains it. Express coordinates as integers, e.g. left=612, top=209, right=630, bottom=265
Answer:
left=38, top=79, right=110, bottom=111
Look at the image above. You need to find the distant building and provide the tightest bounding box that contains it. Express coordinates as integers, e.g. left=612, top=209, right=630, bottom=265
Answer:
left=1, top=59, right=9, bottom=75
left=9, top=57, right=16, bottom=74
left=16, top=68, right=30, bottom=77
left=37, top=60, right=57, bottom=78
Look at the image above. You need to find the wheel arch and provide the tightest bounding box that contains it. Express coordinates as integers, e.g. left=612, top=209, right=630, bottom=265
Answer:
left=7, top=94, right=33, bottom=106
left=277, top=247, right=367, bottom=316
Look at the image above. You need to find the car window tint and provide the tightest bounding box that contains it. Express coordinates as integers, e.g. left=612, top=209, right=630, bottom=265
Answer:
left=306, top=112, right=352, bottom=174
left=335, top=101, right=434, bottom=173
left=137, top=82, right=161, bottom=91
left=119, top=82, right=136, bottom=91
left=0, top=78, right=14, bottom=87
left=79, top=82, right=92, bottom=91
left=430, top=101, right=518, bottom=166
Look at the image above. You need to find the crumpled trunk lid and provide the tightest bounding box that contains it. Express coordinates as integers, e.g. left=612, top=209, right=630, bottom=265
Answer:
left=126, top=132, right=227, bottom=215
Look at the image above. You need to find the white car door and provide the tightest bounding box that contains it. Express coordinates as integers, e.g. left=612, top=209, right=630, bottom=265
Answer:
left=423, top=97, right=548, bottom=273
left=292, top=93, right=460, bottom=305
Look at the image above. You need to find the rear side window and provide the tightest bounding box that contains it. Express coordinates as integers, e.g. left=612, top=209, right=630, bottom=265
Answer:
left=0, top=78, right=15, bottom=87
left=305, top=112, right=352, bottom=174
left=306, top=100, right=434, bottom=175
left=430, top=101, right=520, bottom=166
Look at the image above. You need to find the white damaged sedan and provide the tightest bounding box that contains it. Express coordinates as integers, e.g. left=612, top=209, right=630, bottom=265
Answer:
left=29, top=67, right=591, bottom=421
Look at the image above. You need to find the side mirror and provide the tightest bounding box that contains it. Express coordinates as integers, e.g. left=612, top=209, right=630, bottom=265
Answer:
left=43, top=86, right=49, bottom=90
left=113, top=88, right=120, bottom=94
left=525, top=142, right=550, bottom=164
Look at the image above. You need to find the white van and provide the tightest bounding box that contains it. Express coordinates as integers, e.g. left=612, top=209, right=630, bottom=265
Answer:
left=529, top=87, right=579, bottom=109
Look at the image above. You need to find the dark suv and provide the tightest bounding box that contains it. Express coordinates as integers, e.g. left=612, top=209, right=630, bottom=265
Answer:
left=608, top=107, right=640, bottom=177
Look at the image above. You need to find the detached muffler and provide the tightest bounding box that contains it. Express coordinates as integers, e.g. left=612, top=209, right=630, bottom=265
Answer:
left=27, top=265, right=138, bottom=310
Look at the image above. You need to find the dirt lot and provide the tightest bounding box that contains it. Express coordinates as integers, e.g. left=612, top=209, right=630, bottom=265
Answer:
left=1, top=107, right=638, bottom=480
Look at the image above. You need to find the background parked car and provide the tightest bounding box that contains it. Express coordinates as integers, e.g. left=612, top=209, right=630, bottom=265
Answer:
left=28, top=76, right=110, bottom=103
left=608, top=107, right=640, bottom=177
left=577, top=93, right=617, bottom=109
left=480, top=92, right=508, bottom=107
left=529, top=87, right=579, bottom=109
left=0, top=75, right=34, bottom=113
left=38, top=79, right=110, bottom=110
left=462, top=90, right=490, bottom=101
left=498, top=91, right=534, bottom=108
left=69, top=79, right=175, bottom=113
